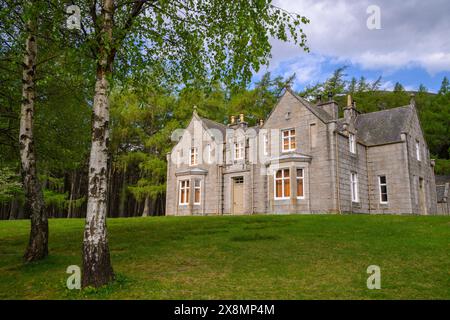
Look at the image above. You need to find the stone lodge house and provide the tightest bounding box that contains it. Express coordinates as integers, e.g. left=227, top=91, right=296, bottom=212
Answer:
left=165, top=87, right=438, bottom=215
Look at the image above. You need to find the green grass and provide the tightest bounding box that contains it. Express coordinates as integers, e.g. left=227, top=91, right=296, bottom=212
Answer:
left=0, top=214, right=449, bottom=299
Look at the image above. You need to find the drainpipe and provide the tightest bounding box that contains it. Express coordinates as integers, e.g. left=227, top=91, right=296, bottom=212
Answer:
left=251, top=163, right=255, bottom=214
left=335, top=131, right=342, bottom=214
left=365, top=145, right=371, bottom=214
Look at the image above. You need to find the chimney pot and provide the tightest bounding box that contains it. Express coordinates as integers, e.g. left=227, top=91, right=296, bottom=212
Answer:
left=230, top=115, right=235, bottom=124
left=328, top=91, right=333, bottom=101
left=239, top=113, right=244, bottom=123
left=259, top=119, right=264, bottom=126
left=347, top=94, right=352, bottom=107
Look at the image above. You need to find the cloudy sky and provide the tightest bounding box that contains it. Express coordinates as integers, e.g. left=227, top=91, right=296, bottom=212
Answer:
left=254, top=0, right=450, bottom=92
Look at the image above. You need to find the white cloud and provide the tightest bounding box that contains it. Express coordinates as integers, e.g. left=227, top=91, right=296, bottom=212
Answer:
left=269, top=0, right=450, bottom=76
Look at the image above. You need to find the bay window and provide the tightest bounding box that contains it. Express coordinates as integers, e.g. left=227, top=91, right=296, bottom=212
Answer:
left=179, top=180, right=190, bottom=205
left=275, top=168, right=290, bottom=199
left=296, top=169, right=304, bottom=198
left=194, top=179, right=201, bottom=205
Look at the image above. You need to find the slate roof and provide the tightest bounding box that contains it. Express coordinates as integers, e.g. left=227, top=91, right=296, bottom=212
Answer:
left=198, top=90, right=415, bottom=147
left=290, top=89, right=333, bottom=123
left=200, top=117, right=227, bottom=135
left=351, top=106, right=413, bottom=146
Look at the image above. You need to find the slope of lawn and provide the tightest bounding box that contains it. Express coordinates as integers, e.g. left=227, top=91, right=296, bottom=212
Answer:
left=0, top=214, right=449, bottom=299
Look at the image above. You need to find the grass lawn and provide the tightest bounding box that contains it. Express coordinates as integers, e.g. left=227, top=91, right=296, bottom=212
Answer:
left=0, top=214, right=449, bottom=299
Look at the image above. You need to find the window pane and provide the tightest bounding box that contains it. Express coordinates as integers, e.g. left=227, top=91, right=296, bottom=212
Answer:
left=276, top=180, right=282, bottom=197
left=297, top=169, right=303, bottom=177
left=284, top=179, right=290, bottom=197
left=283, top=169, right=289, bottom=177
left=381, top=185, right=387, bottom=194
left=290, top=129, right=295, bottom=136
left=380, top=176, right=386, bottom=184
left=381, top=194, right=388, bottom=202
left=194, top=179, right=200, bottom=187
left=291, top=136, right=296, bottom=149
left=276, top=170, right=282, bottom=178
left=297, top=178, right=303, bottom=197
left=180, top=189, right=185, bottom=203
left=283, top=130, right=289, bottom=137
left=195, top=189, right=200, bottom=203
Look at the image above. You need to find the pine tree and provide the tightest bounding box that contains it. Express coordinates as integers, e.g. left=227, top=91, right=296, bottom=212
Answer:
left=438, top=76, right=449, bottom=95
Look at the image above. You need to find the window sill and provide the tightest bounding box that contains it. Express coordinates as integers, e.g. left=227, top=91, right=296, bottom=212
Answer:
left=274, top=197, right=290, bottom=201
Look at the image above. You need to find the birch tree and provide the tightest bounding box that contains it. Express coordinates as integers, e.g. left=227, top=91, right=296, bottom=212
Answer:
left=70, top=0, right=309, bottom=287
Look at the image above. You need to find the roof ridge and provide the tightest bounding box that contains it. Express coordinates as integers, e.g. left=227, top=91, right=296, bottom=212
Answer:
left=356, top=104, right=412, bottom=117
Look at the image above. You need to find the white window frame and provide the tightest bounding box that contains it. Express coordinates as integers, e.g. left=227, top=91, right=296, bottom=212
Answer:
left=296, top=168, right=305, bottom=199
left=350, top=172, right=359, bottom=203
left=281, top=129, right=296, bottom=152
left=234, top=141, right=244, bottom=160
left=378, top=175, right=388, bottom=204
left=416, top=140, right=421, bottom=161
left=274, top=168, right=290, bottom=200
left=349, top=133, right=356, bottom=154
left=190, top=147, right=198, bottom=166
left=263, top=133, right=269, bottom=156
left=179, top=180, right=190, bottom=205
left=194, top=179, right=201, bottom=205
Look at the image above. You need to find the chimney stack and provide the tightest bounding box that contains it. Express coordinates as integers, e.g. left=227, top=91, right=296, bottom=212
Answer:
left=344, top=94, right=357, bottom=124
left=316, top=92, right=338, bottom=119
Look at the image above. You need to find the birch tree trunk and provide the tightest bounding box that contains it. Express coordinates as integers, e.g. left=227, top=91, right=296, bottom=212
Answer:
left=20, top=18, right=48, bottom=262
left=82, top=0, right=114, bottom=288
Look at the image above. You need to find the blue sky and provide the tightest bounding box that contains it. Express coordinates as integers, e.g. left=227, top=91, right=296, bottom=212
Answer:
left=253, top=0, right=450, bottom=93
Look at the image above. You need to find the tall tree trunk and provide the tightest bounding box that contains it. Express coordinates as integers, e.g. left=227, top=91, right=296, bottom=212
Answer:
left=118, top=168, right=127, bottom=217
left=67, top=171, right=75, bottom=218
left=20, top=17, right=48, bottom=262
left=142, top=196, right=150, bottom=217
left=9, top=198, right=17, bottom=220
left=82, top=0, right=114, bottom=288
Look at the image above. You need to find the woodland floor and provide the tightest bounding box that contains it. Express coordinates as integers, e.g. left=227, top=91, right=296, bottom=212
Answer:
left=0, top=214, right=449, bottom=299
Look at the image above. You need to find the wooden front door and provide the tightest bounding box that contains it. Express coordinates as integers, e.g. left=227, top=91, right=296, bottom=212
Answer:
left=232, top=177, right=244, bottom=214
